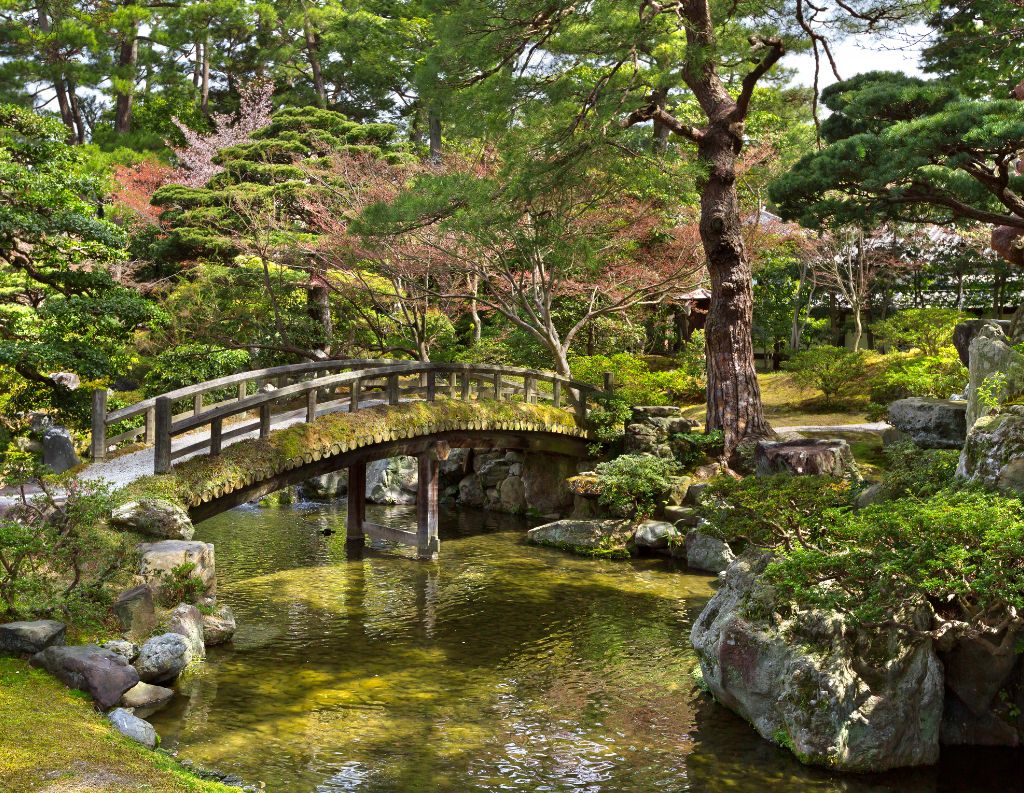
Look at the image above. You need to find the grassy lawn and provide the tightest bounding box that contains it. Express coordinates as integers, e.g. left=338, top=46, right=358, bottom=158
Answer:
left=680, top=371, right=875, bottom=428
left=0, top=657, right=235, bottom=793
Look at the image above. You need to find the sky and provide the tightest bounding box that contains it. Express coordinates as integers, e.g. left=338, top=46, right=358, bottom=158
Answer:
left=789, top=27, right=929, bottom=89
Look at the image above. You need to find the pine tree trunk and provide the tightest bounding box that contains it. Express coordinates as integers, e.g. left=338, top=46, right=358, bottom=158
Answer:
left=428, top=110, right=442, bottom=164
left=302, top=2, right=327, bottom=108
left=698, top=123, right=773, bottom=453
left=114, top=10, right=139, bottom=134
left=201, top=34, right=210, bottom=113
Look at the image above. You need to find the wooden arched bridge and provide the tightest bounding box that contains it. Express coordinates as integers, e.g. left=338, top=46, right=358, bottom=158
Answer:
left=93, top=360, right=611, bottom=559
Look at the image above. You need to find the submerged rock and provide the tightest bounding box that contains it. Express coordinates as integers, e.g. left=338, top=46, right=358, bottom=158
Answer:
left=108, top=707, right=158, bottom=749
left=30, top=645, right=139, bottom=709
left=0, top=620, right=66, bottom=655
left=526, top=519, right=634, bottom=557
left=690, top=553, right=943, bottom=771
left=632, top=520, right=679, bottom=551
left=202, top=605, right=237, bottom=646
left=120, top=681, right=175, bottom=717
left=111, top=499, right=194, bottom=540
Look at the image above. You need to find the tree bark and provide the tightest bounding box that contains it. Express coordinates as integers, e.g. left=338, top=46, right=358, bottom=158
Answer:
left=201, top=34, right=210, bottom=113
left=113, top=3, right=139, bottom=134
left=698, top=122, right=774, bottom=451
left=428, top=109, right=442, bottom=164
left=301, top=1, right=327, bottom=108
left=651, top=86, right=670, bottom=154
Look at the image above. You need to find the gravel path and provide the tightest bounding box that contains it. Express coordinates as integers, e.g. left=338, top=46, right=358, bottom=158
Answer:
left=774, top=421, right=892, bottom=434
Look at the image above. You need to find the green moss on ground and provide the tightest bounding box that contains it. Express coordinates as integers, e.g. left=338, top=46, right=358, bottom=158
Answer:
left=118, top=398, right=586, bottom=510
left=0, top=657, right=236, bottom=792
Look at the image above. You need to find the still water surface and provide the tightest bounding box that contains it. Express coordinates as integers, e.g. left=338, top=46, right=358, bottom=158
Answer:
left=150, top=502, right=1024, bottom=793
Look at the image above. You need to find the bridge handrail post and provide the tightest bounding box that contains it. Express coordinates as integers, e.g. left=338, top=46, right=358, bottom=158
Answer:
left=426, top=370, right=436, bottom=401
left=154, top=396, right=172, bottom=474
left=90, top=388, right=108, bottom=462
left=144, top=406, right=156, bottom=446
left=552, top=379, right=561, bottom=408
left=387, top=374, right=399, bottom=405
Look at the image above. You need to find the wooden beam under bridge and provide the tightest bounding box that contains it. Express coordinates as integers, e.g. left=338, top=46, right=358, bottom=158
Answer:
left=345, top=441, right=450, bottom=561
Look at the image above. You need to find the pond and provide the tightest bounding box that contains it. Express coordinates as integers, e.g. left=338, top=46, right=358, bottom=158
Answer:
left=149, top=501, right=1024, bottom=793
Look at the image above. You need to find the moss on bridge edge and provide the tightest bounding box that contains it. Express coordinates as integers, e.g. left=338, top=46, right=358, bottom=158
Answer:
left=116, top=399, right=589, bottom=511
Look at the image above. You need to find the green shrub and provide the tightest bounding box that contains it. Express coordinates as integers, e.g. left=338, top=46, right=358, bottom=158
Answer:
left=570, top=352, right=701, bottom=406
left=764, top=487, right=1024, bottom=626
left=594, top=454, right=681, bottom=519
left=871, top=308, right=964, bottom=356
left=672, top=429, right=724, bottom=469
left=0, top=453, right=132, bottom=625
left=143, top=343, right=251, bottom=396
left=868, top=349, right=966, bottom=403
left=697, top=475, right=855, bottom=548
left=587, top=397, right=632, bottom=454
left=158, top=562, right=204, bottom=607
left=877, top=441, right=959, bottom=500
left=782, top=346, right=869, bottom=406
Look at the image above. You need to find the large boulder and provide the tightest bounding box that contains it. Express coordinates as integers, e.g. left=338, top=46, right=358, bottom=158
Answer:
left=112, top=584, right=156, bottom=639
left=691, top=553, right=943, bottom=771
left=498, top=475, right=527, bottom=513
left=167, top=603, right=205, bottom=661
left=886, top=398, right=967, bottom=449
left=138, top=540, right=216, bottom=600
left=457, top=473, right=485, bottom=508
left=202, top=605, right=236, bottom=646
left=41, top=426, right=80, bottom=474
left=965, top=322, right=1024, bottom=430
left=110, top=499, right=194, bottom=540
left=526, top=519, right=633, bottom=557
left=521, top=453, right=576, bottom=515
left=684, top=528, right=735, bottom=574
left=108, top=707, right=158, bottom=749
left=30, top=645, right=139, bottom=709
left=958, top=406, right=1024, bottom=492
left=953, top=318, right=1012, bottom=368
left=366, top=456, right=418, bottom=504
left=0, top=620, right=66, bottom=655
left=755, top=439, right=859, bottom=480
left=298, top=470, right=348, bottom=500
left=134, top=633, right=190, bottom=683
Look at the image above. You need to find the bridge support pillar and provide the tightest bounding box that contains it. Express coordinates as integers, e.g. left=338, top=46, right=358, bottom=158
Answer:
left=346, top=461, right=366, bottom=554
left=416, top=443, right=446, bottom=561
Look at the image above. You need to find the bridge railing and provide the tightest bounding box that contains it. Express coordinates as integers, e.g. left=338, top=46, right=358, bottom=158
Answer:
left=93, top=361, right=612, bottom=474
left=90, top=358, right=396, bottom=462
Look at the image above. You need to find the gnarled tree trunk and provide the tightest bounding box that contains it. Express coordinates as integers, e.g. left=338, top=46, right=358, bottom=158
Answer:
left=698, top=122, right=773, bottom=451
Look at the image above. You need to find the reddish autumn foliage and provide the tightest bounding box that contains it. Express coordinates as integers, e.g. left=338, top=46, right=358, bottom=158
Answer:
left=110, top=160, right=172, bottom=225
